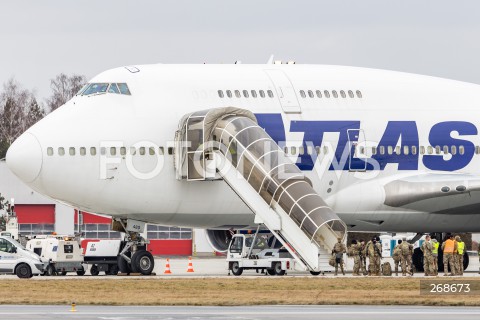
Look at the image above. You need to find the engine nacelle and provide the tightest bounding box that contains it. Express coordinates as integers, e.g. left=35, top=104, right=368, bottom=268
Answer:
left=205, top=229, right=233, bottom=252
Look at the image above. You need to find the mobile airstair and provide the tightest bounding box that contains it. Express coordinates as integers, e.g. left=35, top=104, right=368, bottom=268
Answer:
left=174, top=107, right=346, bottom=272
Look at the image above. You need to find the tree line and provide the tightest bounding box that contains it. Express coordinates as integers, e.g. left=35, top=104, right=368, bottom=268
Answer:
left=0, top=74, right=86, bottom=158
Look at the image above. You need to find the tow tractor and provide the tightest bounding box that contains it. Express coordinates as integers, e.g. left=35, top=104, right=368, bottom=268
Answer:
left=26, top=235, right=85, bottom=276
left=226, top=227, right=296, bottom=276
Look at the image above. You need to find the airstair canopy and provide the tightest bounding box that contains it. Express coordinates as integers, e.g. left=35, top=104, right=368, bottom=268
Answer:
left=175, top=107, right=346, bottom=271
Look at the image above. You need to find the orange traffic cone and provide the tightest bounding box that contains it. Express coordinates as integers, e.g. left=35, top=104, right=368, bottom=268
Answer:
left=186, top=256, right=195, bottom=273
left=164, top=258, right=172, bottom=274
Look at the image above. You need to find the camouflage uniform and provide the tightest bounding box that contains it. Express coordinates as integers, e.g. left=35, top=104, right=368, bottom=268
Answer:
left=400, top=240, right=414, bottom=276
left=374, top=241, right=382, bottom=275
left=363, top=240, right=372, bottom=275
left=349, top=243, right=362, bottom=276
left=332, top=239, right=346, bottom=276
left=392, top=243, right=402, bottom=276
left=421, top=238, right=435, bottom=276
left=359, top=241, right=367, bottom=275
left=365, top=240, right=381, bottom=276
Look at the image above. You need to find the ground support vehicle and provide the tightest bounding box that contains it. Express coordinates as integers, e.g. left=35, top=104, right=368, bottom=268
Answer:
left=26, top=235, right=85, bottom=276
left=226, top=231, right=297, bottom=276
left=82, top=239, right=126, bottom=276
left=0, top=235, right=45, bottom=278
left=83, top=238, right=153, bottom=276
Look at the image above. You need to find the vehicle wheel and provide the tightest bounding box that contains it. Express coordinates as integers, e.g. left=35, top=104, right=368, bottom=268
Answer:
left=16, top=263, right=32, bottom=279
left=108, top=264, right=119, bottom=276
left=60, top=271, right=67, bottom=276
left=76, top=268, right=86, bottom=276
left=46, top=264, right=56, bottom=276
left=310, top=271, right=321, bottom=276
left=118, top=253, right=131, bottom=274
left=90, top=265, right=99, bottom=276
left=274, top=262, right=285, bottom=276
left=266, top=268, right=275, bottom=276
left=131, top=251, right=155, bottom=275
left=231, top=262, right=243, bottom=276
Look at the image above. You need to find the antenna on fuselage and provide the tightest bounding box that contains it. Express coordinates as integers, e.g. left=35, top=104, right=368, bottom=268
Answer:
left=267, top=55, right=274, bottom=64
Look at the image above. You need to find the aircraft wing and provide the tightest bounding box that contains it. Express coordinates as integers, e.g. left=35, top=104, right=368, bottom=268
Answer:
left=383, top=173, right=480, bottom=214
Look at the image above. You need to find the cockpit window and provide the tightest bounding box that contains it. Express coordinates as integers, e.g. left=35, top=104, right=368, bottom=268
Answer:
left=108, top=83, right=120, bottom=94
left=82, top=83, right=109, bottom=95
left=81, top=83, right=131, bottom=96
left=117, top=83, right=131, bottom=95
left=76, top=84, right=89, bottom=96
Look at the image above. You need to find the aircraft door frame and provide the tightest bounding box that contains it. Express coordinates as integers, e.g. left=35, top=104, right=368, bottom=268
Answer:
left=264, top=69, right=301, bottom=113
left=347, top=129, right=367, bottom=171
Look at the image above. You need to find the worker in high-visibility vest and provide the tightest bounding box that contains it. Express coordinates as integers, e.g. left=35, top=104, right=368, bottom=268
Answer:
left=431, top=237, right=440, bottom=276
left=455, top=235, right=465, bottom=276
left=441, top=234, right=457, bottom=276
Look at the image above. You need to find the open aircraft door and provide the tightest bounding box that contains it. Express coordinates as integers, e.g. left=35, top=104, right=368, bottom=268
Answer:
left=264, top=70, right=301, bottom=113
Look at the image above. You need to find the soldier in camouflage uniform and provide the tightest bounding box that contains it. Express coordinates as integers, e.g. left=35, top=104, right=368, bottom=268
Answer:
left=400, top=237, right=414, bottom=276
left=359, top=239, right=366, bottom=275
left=365, top=237, right=381, bottom=276
left=332, top=237, right=346, bottom=276
left=349, top=239, right=361, bottom=276
left=363, top=238, right=373, bottom=275
left=421, top=235, right=435, bottom=276
left=392, top=240, right=403, bottom=276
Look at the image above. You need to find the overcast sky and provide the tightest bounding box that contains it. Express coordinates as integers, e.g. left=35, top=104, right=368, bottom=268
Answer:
left=1, top=0, right=480, bottom=101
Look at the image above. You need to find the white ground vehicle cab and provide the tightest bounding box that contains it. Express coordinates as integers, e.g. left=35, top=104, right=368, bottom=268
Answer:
left=0, top=235, right=45, bottom=278
left=226, top=232, right=298, bottom=276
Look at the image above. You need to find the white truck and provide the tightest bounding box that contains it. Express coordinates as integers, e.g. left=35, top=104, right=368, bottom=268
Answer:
left=226, top=233, right=297, bottom=276
left=26, top=235, right=85, bottom=276
left=0, top=235, right=46, bottom=278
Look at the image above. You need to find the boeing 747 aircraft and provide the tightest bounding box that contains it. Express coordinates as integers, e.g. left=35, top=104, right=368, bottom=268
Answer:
left=6, top=62, right=480, bottom=274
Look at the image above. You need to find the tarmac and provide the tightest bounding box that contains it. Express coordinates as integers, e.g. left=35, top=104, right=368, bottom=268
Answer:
left=0, top=255, right=479, bottom=279
left=0, top=305, right=479, bottom=320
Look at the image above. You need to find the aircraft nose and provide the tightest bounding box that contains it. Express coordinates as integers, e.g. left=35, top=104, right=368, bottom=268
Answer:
left=6, top=132, right=43, bottom=183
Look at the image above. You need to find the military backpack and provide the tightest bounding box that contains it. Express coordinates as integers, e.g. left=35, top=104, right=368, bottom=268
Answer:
left=382, top=262, right=392, bottom=276
left=393, top=245, right=402, bottom=261
left=401, top=242, right=410, bottom=255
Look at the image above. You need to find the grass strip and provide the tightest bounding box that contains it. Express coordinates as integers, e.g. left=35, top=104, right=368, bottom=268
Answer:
left=0, top=277, right=479, bottom=306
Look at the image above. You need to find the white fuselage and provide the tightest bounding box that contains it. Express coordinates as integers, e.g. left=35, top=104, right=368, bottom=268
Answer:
left=7, top=64, right=480, bottom=232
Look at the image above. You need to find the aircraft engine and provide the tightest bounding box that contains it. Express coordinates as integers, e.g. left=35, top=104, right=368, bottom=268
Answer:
left=205, top=229, right=233, bottom=252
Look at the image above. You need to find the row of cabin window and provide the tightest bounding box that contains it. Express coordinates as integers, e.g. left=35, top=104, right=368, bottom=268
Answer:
left=284, top=145, right=468, bottom=156
left=218, top=89, right=274, bottom=99
left=299, top=90, right=362, bottom=99
left=46, top=146, right=174, bottom=156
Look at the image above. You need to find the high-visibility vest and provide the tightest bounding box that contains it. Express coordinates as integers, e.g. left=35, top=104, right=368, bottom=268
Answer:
left=457, top=241, right=465, bottom=255
left=432, top=242, right=439, bottom=254
left=443, top=239, right=455, bottom=253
